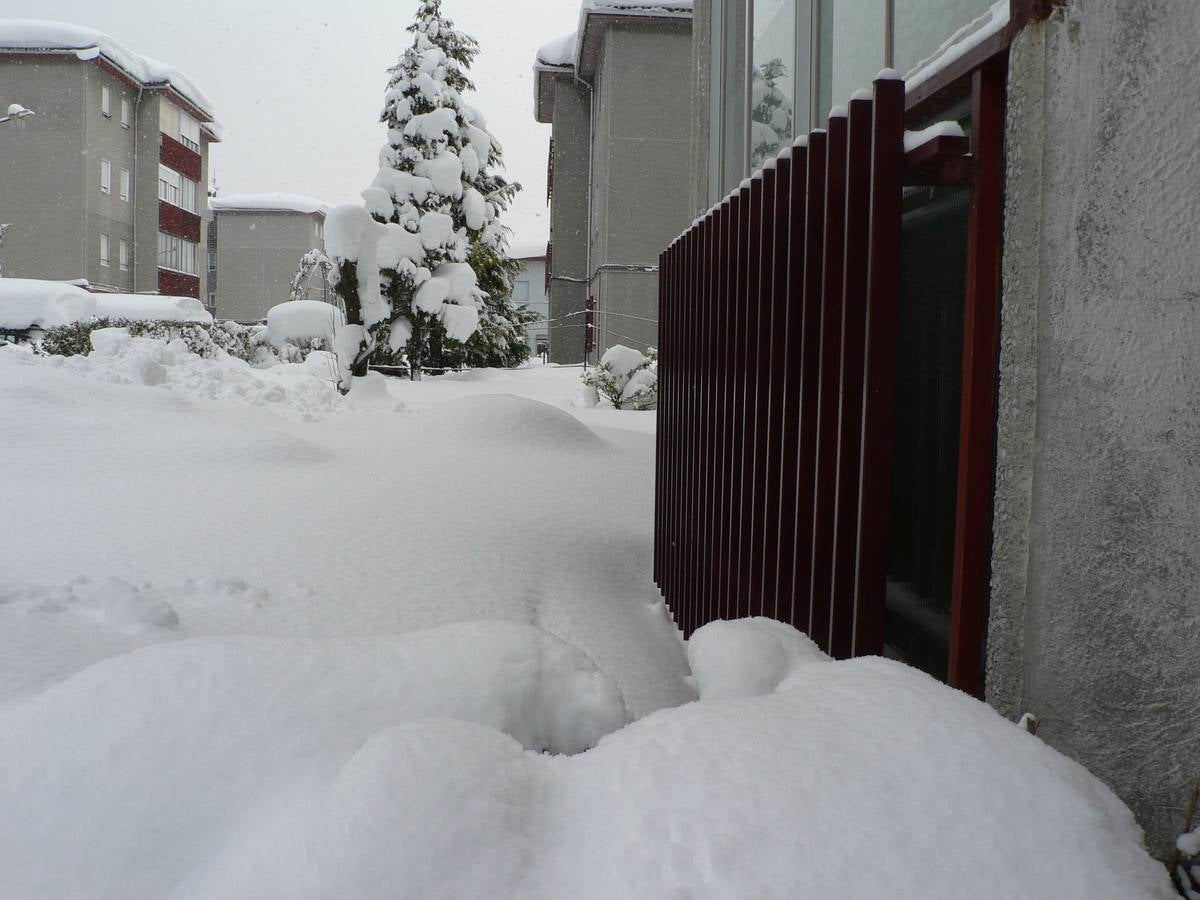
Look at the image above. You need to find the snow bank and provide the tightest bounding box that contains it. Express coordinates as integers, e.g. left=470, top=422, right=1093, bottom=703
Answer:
left=13, top=332, right=345, bottom=422
left=0, top=19, right=215, bottom=119
left=266, top=300, right=344, bottom=347
left=208, top=193, right=331, bottom=216
left=0, top=278, right=95, bottom=329
left=94, top=292, right=213, bottom=324
left=420, top=393, right=604, bottom=450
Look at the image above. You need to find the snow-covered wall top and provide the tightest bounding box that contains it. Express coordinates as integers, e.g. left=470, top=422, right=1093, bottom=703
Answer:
left=0, top=19, right=215, bottom=120
left=0, top=279, right=211, bottom=329
left=582, top=0, right=693, bottom=11
left=536, top=31, right=577, bottom=68
left=904, top=0, right=1008, bottom=93
left=208, top=193, right=332, bottom=216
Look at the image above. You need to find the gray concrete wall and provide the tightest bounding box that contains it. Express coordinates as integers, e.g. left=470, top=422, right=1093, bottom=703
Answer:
left=214, top=210, right=323, bottom=322
left=548, top=79, right=590, bottom=364
left=589, top=22, right=693, bottom=357
left=0, top=58, right=210, bottom=297
left=689, top=0, right=712, bottom=218
left=0, top=57, right=88, bottom=281
left=988, top=1, right=1200, bottom=856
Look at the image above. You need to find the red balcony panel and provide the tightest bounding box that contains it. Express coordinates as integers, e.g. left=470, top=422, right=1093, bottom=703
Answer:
left=158, top=269, right=200, bottom=299
left=159, top=201, right=201, bottom=243
left=160, top=133, right=202, bottom=181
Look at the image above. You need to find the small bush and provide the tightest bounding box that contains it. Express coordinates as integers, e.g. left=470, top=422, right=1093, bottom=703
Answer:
left=581, top=345, right=657, bottom=411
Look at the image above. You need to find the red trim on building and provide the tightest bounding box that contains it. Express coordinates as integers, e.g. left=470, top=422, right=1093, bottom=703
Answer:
left=158, top=201, right=201, bottom=243
left=158, top=269, right=199, bottom=298
left=160, top=134, right=202, bottom=181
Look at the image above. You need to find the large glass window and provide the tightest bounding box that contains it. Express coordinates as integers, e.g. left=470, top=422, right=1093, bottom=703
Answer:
left=179, top=112, right=201, bottom=152
left=894, top=0, right=996, bottom=77
left=157, top=232, right=198, bottom=275
left=816, top=0, right=884, bottom=119
left=750, top=0, right=796, bottom=170
left=158, top=166, right=199, bottom=214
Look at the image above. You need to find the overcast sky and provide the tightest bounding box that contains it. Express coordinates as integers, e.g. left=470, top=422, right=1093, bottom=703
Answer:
left=32, top=0, right=582, bottom=246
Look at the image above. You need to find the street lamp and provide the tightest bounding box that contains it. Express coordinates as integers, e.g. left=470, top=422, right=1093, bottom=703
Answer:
left=0, top=104, right=35, bottom=125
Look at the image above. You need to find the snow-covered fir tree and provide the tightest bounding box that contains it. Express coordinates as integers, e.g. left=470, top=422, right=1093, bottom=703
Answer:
left=324, top=0, right=526, bottom=387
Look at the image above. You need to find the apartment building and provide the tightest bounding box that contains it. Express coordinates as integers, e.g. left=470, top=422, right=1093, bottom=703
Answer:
left=207, top=193, right=329, bottom=323
left=533, top=1, right=694, bottom=364
left=509, top=241, right=548, bottom=356
left=0, top=21, right=219, bottom=300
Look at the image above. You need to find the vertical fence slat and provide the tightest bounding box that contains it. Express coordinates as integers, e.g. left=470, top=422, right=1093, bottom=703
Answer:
left=948, top=62, right=1006, bottom=695
left=717, top=192, right=739, bottom=621
left=771, top=138, right=809, bottom=624
left=853, top=73, right=906, bottom=656
left=761, top=148, right=793, bottom=620
left=736, top=175, right=764, bottom=616
left=726, top=180, right=752, bottom=616
left=808, top=109, right=849, bottom=653
left=746, top=163, right=778, bottom=618
left=824, top=92, right=874, bottom=660
left=783, top=130, right=827, bottom=633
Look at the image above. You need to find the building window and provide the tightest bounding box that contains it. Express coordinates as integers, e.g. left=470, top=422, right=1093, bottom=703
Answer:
left=101, top=86, right=111, bottom=117
left=100, top=233, right=109, bottom=267
left=750, top=0, right=796, bottom=170
left=157, top=232, right=198, bottom=275
left=121, top=98, right=131, bottom=128
left=119, top=239, right=129, bottom=271
left=100, top=159, right=112, bottom=194
left=179, top=111, right=201, bottom=152
left=158, top=165, right=198, bottom=213
left=120, top=168, right=130, bottom=202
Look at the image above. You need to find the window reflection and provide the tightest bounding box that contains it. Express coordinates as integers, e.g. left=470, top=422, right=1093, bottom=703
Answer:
left=750, top=0, right=795, bottom=170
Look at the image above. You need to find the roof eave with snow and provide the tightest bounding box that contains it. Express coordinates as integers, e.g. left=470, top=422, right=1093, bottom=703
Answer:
left=533, top=62, right=575, bottom=124
left=575, top=4, right=693, bottom=83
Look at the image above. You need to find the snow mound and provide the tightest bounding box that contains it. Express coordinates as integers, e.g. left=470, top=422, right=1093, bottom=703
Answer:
left=94, top=292, right=212, bottom=324
left=419, top=393, right=604, bottom=449
left=266, top=300, right=344, bottom=347
left=25, top=333, right=345, bottom=422
left=0, top=622, right=630, bottom=897
left=687, top=617, right=828, bottom=699
left=0, top=278, right=95, bottom=329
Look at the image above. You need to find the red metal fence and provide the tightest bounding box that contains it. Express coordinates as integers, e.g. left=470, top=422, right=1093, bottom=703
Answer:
left=655, top=73, right=906, bottom=657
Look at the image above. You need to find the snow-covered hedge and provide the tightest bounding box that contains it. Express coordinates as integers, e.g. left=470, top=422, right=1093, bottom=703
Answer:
left=39, top=318, right=283, bottom=366
left=580, top=344, right=657, bottom=410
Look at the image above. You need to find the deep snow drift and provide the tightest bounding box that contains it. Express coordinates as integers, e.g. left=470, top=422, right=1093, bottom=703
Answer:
left=0, top=342, right=1173, bottom=898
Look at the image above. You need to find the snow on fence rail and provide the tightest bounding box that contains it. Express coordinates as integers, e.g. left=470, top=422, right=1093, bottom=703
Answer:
left=655, top=73, right=907, bottom=660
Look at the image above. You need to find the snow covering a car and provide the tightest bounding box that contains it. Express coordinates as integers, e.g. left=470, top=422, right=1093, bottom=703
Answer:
left=0, top=339, right=1175, bottom=898
left=0, top=278, right=211, bottom=329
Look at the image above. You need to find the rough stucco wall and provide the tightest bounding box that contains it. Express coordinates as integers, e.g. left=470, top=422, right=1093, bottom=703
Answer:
left=990, top=0, right=1200, bottom=856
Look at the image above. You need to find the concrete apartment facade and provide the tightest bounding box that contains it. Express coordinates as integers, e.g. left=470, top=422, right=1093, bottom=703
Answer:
left=509, top=243, right=549, bottom=356
left=534, top=3, right=693, bottom=364
left=208, top=194, right=329, bottom=323
left=0, top=25, right=218, bottom=301
left=677, top=0, right=1198, bottom=855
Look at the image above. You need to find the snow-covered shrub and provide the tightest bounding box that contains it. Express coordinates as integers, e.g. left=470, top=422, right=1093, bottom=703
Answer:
left=581, top=344, right=658, bottom=411
left=39, top=318, right=288, bottom=366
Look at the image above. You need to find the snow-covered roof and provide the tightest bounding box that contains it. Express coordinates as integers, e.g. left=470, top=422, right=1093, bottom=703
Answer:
left=536, top=31, right=577, bottom=68
left=0, top=20, right=217, bottom=123
left=575, top=0, right=692, bottom=82
left=509, top=240, right=547, bottom=261
left=208, top=193, right=332, bottom=217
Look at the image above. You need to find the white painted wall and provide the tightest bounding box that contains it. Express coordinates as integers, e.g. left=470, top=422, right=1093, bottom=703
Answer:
left=514, top=257, right=548, bottom=355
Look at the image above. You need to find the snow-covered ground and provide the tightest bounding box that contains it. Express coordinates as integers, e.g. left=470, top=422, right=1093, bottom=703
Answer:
left=0, top=339, right=1175, bottom=898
